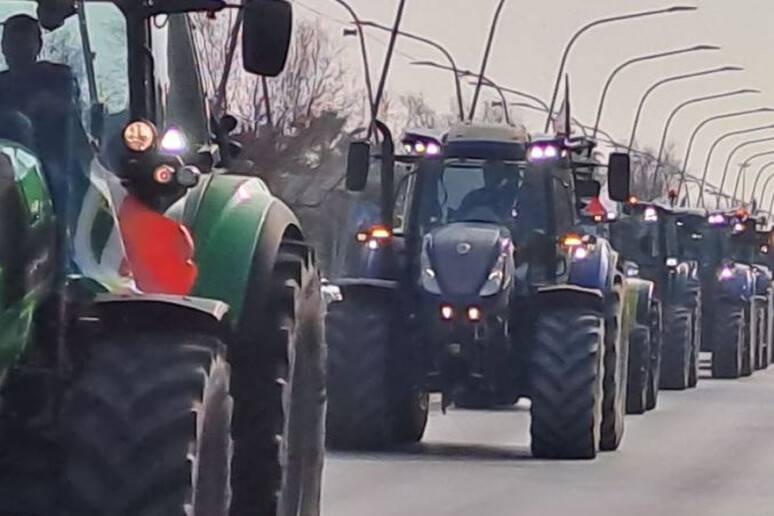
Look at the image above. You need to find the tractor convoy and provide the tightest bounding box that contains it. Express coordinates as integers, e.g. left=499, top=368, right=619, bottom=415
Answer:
left=0, top=1, right=773, bottom=515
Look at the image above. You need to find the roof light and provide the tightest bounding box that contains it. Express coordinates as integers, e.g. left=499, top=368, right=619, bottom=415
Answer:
left=426, top=142, right=442, bottom=156
left=733, top=222, right=745, bottom=234
left=414, top=141, right=427, bottom=154
left=666, top=257, right=679, bottom=268
left=644, top=207, right=658, bottom=223
left=528, top=143, right=560, bottom=162
left=708, top=214, right=726, bottom=225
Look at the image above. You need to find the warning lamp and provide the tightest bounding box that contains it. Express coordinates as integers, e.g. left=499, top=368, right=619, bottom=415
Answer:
left=355, top=225, right=393, bottom=250
left=561, top=233, right=584, bottom=248
left=153, top=164, right=175, bottom=184
left=123, top=120, right=157, bottom=152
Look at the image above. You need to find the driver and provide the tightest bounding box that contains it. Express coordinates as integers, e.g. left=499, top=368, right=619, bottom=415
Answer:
left=0, top=14, right=86, bottom=217
left=456, top=161, right=519, bottom=221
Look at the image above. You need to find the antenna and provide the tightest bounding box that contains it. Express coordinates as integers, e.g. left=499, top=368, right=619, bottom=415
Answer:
left=369, top=0, right=407, bottom=140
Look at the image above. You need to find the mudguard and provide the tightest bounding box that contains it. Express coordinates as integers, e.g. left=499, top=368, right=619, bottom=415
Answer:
left=568, top=237, right=619, bottom=295
left=81, top=293, right=229, bottom=331
left=662, top=261, right=695, bottom=304
left=715, top=263, right=754, bottom=303
left=181, top=174, right=303, bottom=327
left=752, top=265, right=772, bottom=296
left=625, top=278, right=655, bottom=327
left=536, top=284, right=605, bottom=313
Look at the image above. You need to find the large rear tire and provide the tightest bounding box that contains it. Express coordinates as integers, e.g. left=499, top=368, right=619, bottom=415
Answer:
left=711, top=305, right=744, bottom=379
left=600, top=290, right=626, bottom=452
left=326, top=292, right=427, bottom=449
left=659, top=307, right=692, bottom=390
left=688, top=300, right=701, bottom=388
left=530, top=308, right=604, bottom=460
left=646, top=303, right=663, bottom=411
left=626, top=324, right=650, bottom=415
left=741, top=304, right=755, bottom=377
left=231, top=241, right=326, bottom=516
left=61, top=334, right=233, bottom=516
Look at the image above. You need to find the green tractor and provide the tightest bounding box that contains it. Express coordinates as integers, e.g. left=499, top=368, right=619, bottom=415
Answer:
left=0, top=1, right=326, bottom=516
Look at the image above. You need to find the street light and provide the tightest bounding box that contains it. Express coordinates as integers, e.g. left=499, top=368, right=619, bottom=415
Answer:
left=651, top=89, right=759, bottom=189
left=718, top=137, right=774, bottom=202
left=358, top=21, right=465, bottom=120
left=698, top=124, right=774, bottom=206
left=544, top=5, right=698, bottom=131
left=749, top=160, right=774, bottom=205
left=755, top=167, right=774, bottom=211
left=335, top=1, right=375, bottom=120
left=469, top=0, right=508, bottom=121
left=592, top=44, right=719, bottom=137
left=628, top=66, right=743, bottom=150
left=731, top=149, right=774, bottom=202
left=676, top=107, right=774, bottom=198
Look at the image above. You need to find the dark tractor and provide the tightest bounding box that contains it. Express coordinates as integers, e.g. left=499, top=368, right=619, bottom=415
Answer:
left=0, top=2, right=326, bottom=515
left=611, top=203, right=702, bottom=395
left=325, top=122, right=632, bottom=460
left=688, top=211, right=760, bottom=379
left=581, top=207, right=661, bottom=415
left=753, top=227, right=774, bottom=369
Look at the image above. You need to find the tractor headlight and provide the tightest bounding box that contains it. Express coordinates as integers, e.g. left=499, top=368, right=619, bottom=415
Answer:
left=480, top=252, right=508, bottom=297
left=719, top=266, right=735, bottom=281
left=420, top=241, right=441, bottom=294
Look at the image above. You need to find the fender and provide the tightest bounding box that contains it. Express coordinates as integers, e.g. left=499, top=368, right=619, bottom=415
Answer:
left=184, top=174, right=303, bottom=328
left=662, top=261, right=693, bottom=305
left=536, top=284, right=605, bottom=313
left=78, top=293, right=230, bottom=336
left=625, top=278, right=655, bottom=326
left=752, top=265, right=772, bottom=296
left=332, top=278, right=400, bottom=305
left=714, top=263, right=754, bottom=303
left=568, top=237, right=619, bottom=294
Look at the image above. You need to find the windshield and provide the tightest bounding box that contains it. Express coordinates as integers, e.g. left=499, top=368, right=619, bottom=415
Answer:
left=417, top=159, right=524, bottom=230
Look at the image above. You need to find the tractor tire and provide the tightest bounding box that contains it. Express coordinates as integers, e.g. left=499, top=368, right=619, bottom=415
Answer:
left=688, top=301, right=701, bottom=388
left=230, top=240, right=326, bottom=516
left=530, top=308, right=604, bottom=460
left=711, top=305, right=744, bottom=379
left=741, top=304, right=755, bottom=377
left=61, top=334, right=233, bottom=516
left=660, top=307, right=692, bottom=390
left=600, top=290, right=626, bottom=452
left=0, top=422, right=58, bottom=516
left=754, top=301, right=767, bottom=371
left=626, top=324, right=650, bottom=415
left=646, top=303, right=663, bottom=411
left=762, top=302, right=771, bottom=370
left=326, top=292, right=427, bottom=449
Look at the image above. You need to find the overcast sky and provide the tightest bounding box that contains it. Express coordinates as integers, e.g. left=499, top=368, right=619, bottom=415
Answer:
left=296, top=0, right=774, bottom=189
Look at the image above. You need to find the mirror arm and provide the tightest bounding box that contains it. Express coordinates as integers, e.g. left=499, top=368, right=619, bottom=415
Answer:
left=374, top=119, right=395, bottom=225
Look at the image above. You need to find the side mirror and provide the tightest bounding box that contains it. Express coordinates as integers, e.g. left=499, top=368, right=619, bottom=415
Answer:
left=242, top=0, right=293, bottom=77
left=608, top=152, right=631, bottom=202
left=346, top=141, right=371, bottom=192
left=220, top=114, right=238, bottom=134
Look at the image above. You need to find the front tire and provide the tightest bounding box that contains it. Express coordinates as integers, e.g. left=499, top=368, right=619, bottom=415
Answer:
left=660, top=306, right=692, bottom=390
left=600, top=291, right=626, bottom=452
left=326, top=292, right=427, bottom=449
left=530, top=308, right=604, bottom=460
left=711, top=305, right=744, bottom=379
left=61, top=334, right=233, bottom=516
left=626, top=325, right=650, bottom=415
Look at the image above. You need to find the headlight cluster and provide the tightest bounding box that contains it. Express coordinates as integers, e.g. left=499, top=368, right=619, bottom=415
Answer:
left=479, top=252, right=508, bottom=297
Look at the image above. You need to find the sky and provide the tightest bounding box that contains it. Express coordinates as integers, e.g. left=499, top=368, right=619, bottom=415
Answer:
left=295, top=0, right=774, bottom=193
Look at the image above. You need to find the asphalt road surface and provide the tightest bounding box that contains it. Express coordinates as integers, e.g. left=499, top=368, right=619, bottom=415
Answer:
left=323, top=356, right=774, bottom=516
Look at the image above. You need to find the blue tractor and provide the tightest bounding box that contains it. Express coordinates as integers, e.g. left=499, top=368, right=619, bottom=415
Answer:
left=325, top=122, right=633, bottom=459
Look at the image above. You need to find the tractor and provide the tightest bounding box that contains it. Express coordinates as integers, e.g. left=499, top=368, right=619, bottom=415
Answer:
left=0, top=1, right=326, bottom=515
left=686, top=210, right=760, bottom=379
left=610, top=203, right=703, bottom=396
left=325, top=121, right=632, bottom=460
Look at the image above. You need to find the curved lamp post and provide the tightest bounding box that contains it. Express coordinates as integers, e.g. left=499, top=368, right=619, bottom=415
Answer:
left=592, top=44, right=719, bottom=138
left=698, top=124, right=774, bottom=206
left=756, top=168, right=774, bottom=212
left=676, top=107, right=774, bottom=198
left=358, top=20, right=465, bottom=120
left=718, top=136, right=774, bottom=202
left=749, top=160, right=774, bottom=205
left=544, top=5, right=698, bottom=131
left=628, top=66, right=743, bottom=150
left=469, top=0, right=508, bottom=121
left=336, top=1, right=375, bottom=118
left=731, top=149, right=774, bottom=203
left=651, top=89, right=759, bottom=189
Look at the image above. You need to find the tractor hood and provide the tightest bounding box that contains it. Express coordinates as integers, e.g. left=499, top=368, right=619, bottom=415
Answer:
left=424, top=222, right=511, bottom=296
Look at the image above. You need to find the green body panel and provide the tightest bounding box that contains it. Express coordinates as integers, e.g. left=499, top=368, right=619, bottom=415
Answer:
left=189, top=174, right=276, bottom=323
left=623, top=278, right=653, bottom=333
left=0, top=141, right=56, bottom=381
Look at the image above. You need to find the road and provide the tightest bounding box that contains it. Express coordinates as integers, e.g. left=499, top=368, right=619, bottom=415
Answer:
left=322, top=356, right=774, bottom=516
